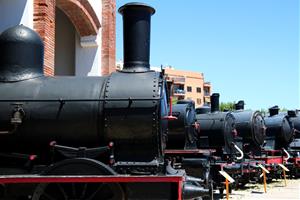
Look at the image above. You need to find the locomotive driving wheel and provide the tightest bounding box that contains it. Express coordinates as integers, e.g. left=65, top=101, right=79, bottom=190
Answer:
left=32, top=158, right=125, bottom=200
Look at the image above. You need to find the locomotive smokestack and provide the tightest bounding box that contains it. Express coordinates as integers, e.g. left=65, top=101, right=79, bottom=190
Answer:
left=235, top=100, right=245, bottom=110
left=210, top=93, right=220, bottom=112
left=287, top=110, right=296, bottom=117
left=119, top=3, right=155, bottom=72
left=269, top=105, right=279, bottom=116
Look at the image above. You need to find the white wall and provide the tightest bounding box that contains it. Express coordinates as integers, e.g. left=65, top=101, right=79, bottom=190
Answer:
left=0, top=0, right=103, bottom=77
left=75, top=34, right=100, bottom=76
left=0, top=0, right=33, bottom=33
left=55, top=8, right=75, bottom=76
left=88, top=0, right=102, bottom=25
left=75, top=0, right=102, bottom=76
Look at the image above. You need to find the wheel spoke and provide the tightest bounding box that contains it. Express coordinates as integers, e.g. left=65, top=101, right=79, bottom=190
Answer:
left=86, top=183, right=104, bottom=200
left=80, top=183, right=88, bottom=199
left=56, top=183, right=68, bottom=200
left=42, top=192, right=56, bottom=200
left=71, top=183, right=76, bottom=198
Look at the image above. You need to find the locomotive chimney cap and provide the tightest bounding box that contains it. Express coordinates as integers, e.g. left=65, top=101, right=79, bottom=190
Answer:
left=237, top=100, right=245, bottom=105
left=269, top=105, right=279, bottom=116
left=118, top=2, right=155, bottom=15
left=235, top=100, right=245, bottom=110
left=211, top=93, right=220, bottom=97
left=287, top=110, right=297, bottom=117
left=269, top=105, right=279, bottom=110
left=0, top=25, right=44, bottom=82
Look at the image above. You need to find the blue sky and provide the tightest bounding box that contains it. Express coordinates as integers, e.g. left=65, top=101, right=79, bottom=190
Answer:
left=116, top=0, right=299, bottom=110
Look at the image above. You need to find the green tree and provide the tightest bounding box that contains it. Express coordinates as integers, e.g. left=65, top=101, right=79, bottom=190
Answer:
left=172, top=97, right=178, bottom=105
left=220, top=102, right=235, bottom=111
left=280, top=107, right=288, bottom=112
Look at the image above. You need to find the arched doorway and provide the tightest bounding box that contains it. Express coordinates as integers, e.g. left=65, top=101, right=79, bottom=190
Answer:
left=33, top=0, right=102, bottom=76
left=54, top=0, right=101, bottom=76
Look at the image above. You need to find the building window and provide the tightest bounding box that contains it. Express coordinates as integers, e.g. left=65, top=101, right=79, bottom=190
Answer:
left=197, top=98, right=202, bottom=105
left=196, top=87, right=201, bottom=93
left=187, top=86, right=192, bottom=92
left=178, top=96, right=184, bottom=100
left=173, top=84, right=185, bottom=94
left=204, top=88, right=210, bottom=96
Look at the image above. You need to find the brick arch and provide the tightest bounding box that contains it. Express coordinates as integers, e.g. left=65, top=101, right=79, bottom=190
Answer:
left=56, top=0, right=101, bottom=37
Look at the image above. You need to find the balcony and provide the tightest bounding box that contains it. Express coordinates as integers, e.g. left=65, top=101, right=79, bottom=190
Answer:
left=204, top=92, right=210, bottom=96
left=204, top=96, right=211, bottom=103
left=166, top=76, right=185, bottom=84
left=173, top=89, right=185, bottom=96
left=204, top=82, right=211, bottom=87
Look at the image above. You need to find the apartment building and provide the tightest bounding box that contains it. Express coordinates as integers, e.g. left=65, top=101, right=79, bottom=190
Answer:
left=164, top=67, right=212, bottom=107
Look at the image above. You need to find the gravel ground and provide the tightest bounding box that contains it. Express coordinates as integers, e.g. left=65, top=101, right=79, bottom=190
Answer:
left=215, top=179, right=300, bottom=200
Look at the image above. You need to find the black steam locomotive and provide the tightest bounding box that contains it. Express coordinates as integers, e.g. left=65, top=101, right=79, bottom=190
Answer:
left=0, top=3, right=209, bottom=200
left=289, top=110, right=300, bottom=149
left=195, top=95, right=267, bottom=191
left=1, top=1, right=298, bottom=199
left=264, top=106, right=295, bottom=150
left=196, top=93, right=238, bottom=158
left=231, top=100, right=266, bottom=156
left=165, top=100, right=213, bottom=194
left=193, top=94, right=241, bottom=193
left=167, top=100, right=199, bottom=150
left=287, top=110, right=300, bottom=177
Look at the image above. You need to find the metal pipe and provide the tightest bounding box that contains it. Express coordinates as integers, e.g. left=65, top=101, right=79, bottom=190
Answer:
left=182, top=183, right=209, bottom=199
left=0, top=97, right=162, bottom=102
left=282, top=148, right=290, bottom=160
left=185, top=176, right=204, bottom=183
left=232, top=143, right=244, bottom=160
left=0, top=125, right=17, bottom=135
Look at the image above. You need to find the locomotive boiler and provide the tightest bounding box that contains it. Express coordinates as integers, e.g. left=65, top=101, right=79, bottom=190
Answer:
left=232, top=100, right=266, bottom=156
left=264, top=106, right=295, bottom=150
left=286, top=110, right=300, bottom=177
left=196, top=93, right=237, bottom=157
left=167, top=100, right=199, bottom=150
left=0, top=3, right=209, bottom=199
left=289, top=110, right=300, bottom=149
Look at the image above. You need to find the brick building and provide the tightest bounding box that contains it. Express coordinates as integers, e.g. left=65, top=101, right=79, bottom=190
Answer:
left=164, top=67, right=212, bottom=107
left=0, top=0, right=116, bottom=76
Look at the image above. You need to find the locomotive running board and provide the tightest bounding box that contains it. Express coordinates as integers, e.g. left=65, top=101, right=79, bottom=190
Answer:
left=164, top=149, right=216, bottom=154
